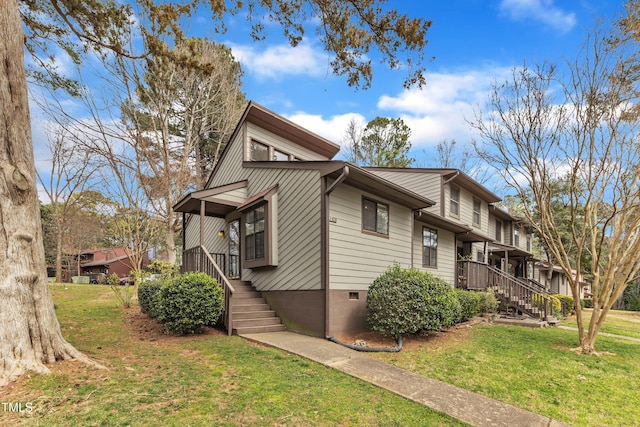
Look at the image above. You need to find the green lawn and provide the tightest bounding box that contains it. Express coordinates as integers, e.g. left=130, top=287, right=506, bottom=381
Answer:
left=564, top=308, right=640, bottom=340
left=0, top=284, right=465, bottom=427
left=372, top=320, right=640, bottom=427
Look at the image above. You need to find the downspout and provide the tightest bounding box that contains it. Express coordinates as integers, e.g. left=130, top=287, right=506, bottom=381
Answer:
left=323, top=165, right=349, bottom=339
left=323, top=165, right=403, bottom=353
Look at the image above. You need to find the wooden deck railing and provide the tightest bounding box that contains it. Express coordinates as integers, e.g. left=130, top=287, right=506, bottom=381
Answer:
left=182, top=246, right=236, bottom=335
left=458, top=260, right=553, bottom=321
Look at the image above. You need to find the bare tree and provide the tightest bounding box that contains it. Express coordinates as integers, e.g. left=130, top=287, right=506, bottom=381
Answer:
left=341, top=117, right=364, bottom=164
left=420, top=139, right=492, bottom=185
left=472, top=22, right=640, bottom=353
left=5, top=0, right=431, bottom=384
left=37, top=127, right=96, bottom=282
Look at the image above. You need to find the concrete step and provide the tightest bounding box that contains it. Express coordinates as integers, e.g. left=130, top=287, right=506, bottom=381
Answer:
left=233, top=317, right=283, bottom=328
left=234, top=324, right=286, bottom=335
left=233, top=293, right=264, bottom=300
left=233, top=310, right=277, bottom=320
left=233, top=302, right=271, bottom=312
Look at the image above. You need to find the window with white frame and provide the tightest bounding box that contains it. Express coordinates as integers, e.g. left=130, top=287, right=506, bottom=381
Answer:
left=514, top=229, right=520, bottom=247
left=244, top=205, right=265, bottom=261
left=450, top=186, right=460, bottom=217
left=422, top=227, right=437, bottom=267
left=250, top=140, right=270, bottom=161
left=495, top=219, right=502, bottom=242
left=472, top=199, right=481, bottom=226
left=362, top=198, right=389, bottom=236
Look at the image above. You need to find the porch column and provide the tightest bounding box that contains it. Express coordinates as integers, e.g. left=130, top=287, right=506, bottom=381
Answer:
left=200, top=200, right=205, bottom=247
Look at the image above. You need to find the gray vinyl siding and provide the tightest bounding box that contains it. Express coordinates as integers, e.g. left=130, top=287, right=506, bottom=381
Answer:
left=184, top=126, right=247, bottom=251
left=329, top=184, right=412, bottom=291
left=413, top=223, right=456, bottom=285
left=369, top=170, right=440, bottom=213
left=246, top=123, right=331, bottom=161
left=211, top=126, right=247, bottom=187
left=242, top=167, right=323, bottom=292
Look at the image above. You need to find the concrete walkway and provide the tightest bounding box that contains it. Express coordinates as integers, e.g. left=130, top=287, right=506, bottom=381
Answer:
left=241, top=331, right=570, bottom=427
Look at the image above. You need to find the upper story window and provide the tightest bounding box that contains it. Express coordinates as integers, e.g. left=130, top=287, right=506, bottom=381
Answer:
left=250, top=139, right=293, bottom=161
left=450, top=186, right=460, bottom=217
left=250, top=140, right=270, bottom=161
left=422, top=227, right=438, bottom=268
left=495, top=219, right=502, bottom=242
left=514, top=229, right=520, bottom=247
left=273, top=149, right=289, bottom=161
left=526, top=234, right=532, bottom=252
left=362, top=198, right=389, bottom=236
left=472, top=199, right=481, bottom=227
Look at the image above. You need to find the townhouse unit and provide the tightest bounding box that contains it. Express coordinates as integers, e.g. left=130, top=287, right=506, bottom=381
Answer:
left=176, top=102, right=557, bottom=337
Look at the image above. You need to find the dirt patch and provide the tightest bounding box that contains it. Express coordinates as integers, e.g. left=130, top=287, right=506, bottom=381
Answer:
left=125, top=305, right=227, bottom=343
left=337, top=317, right=488, bottom=352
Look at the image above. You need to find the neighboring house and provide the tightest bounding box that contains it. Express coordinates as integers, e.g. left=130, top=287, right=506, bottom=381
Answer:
left=64, top=247, right=146, bottom=283
left=176, top=102, right=563, bottom=337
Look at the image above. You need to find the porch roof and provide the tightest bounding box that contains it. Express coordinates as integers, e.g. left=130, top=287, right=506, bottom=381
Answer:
left=415, top=210, right=470, bottom=233
left=488, top=242, right=532, bottom=258
left=174, top=181, right=247, bottom=218
left=455, top=229, right=493, bottom=243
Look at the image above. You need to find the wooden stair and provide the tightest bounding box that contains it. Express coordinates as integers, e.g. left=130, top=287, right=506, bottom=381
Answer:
left=230, top=280, right=286, bottom=334
left=493, top=285, right=559, bottom=324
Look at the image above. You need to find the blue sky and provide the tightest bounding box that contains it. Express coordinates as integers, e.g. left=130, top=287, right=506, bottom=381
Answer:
left=31, top=0, right=626, bottom=199
left=195, top=0, right=624, bottom=155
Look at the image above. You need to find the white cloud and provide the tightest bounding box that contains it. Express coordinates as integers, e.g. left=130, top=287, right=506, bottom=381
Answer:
left=284, top=112, right=366, bottom=147
left=377, top=66, right=515, bottom=147
left=230, top=42, right=328, bottom=80
left=499, top=0, right=577, bottom=33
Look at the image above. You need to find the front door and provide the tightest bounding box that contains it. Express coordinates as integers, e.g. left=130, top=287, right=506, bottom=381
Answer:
left=228, top=219, right=240, bottom=278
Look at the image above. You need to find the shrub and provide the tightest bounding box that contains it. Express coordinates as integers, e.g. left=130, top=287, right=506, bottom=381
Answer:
left=555, top=295, right=575, bottom=314
left=422, top=274, right=460, bottom=331
left=147, top=260, right=179, bottom=278
left=367, top=264, right=429, bottom=336
left=138, top=279, right=165, bottom=318
left=477, top=291, right=498, bottom=315
left=454, top=289, right=480, bottom=323
left=581, top=298, right=593, bottom=308
left=156, top=272, right=224, bottom=335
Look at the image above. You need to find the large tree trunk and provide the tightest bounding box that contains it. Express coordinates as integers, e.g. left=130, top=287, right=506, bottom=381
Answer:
left=0, top=0, right=95, bottom=386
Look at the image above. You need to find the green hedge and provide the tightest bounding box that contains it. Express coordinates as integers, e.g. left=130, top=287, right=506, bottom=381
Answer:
left=581, top=298, right=593, bottom=308
left=366, top=264, right=429, bottom=336
left=454, top=289, right=480, bottom=323
left=477, top=290, right=498, bottom=315
left=366, top=264, right=461, bottom=336
left=138, top=279, right=165, bottom=319
left=555, top=295, right=575, bottom=313
left=138, top=272, right=224, bottom=335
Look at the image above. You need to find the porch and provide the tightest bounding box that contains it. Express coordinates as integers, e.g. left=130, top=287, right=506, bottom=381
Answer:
left=457, top=260, right=561, bottom=322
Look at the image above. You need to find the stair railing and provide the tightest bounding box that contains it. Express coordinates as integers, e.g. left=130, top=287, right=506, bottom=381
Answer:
left=182, top=246, right=236, bottom=335
left=487, top=266, right=552, bottom=321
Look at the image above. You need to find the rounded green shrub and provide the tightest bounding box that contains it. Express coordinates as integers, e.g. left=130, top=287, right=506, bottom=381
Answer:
left=156, top=272, right=223, bottom=335
left=138, top=279, right=164, bottom=319
left=477, top=290, right=499, bottom=315
left=367, top=264, right=428, bottom=336
left=555, top=295, right=575, bottom=314
left=422, top=274, right=461, bottom=331
left=454, top=289, right=480, bottom=323
left=581, top=298, right=593, bottom=308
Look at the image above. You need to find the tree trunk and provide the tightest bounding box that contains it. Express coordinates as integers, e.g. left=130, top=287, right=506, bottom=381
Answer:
left=0, top=0, right=95, bottom=386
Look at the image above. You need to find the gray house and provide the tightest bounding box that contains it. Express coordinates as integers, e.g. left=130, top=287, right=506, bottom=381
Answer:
left=176, top=102, right=557, bottom=338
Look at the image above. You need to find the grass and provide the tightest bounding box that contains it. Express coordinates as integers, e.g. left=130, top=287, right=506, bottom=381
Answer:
left=371, top=322, right=640, bottom=427
left=0, top=284, right=466, bottom=427
left=563, top=308, right=640, bottom=339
